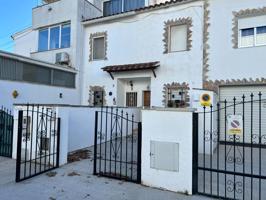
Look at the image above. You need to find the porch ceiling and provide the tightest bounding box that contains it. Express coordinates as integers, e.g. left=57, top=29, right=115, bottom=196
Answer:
left=102, top=61, right=160, bottom=79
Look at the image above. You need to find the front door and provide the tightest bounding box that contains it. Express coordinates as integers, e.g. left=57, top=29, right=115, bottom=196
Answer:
left=143, top=91, right=151, bottom=107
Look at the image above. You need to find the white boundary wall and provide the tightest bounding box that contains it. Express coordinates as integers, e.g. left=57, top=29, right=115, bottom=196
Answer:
left=141, top=109, right=194, bottom=194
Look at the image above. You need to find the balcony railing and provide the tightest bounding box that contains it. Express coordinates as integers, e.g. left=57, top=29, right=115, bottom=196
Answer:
left=103, top=0, right=145, bottom=16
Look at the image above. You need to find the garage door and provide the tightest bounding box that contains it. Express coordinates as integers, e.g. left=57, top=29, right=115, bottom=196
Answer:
left=219, top=85, right=266, bottom=102
left=219, top=85, right=266, bottom=144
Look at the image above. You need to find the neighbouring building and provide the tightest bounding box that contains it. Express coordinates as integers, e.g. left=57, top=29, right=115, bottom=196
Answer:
left=10, top=0, right=103, bottom=107
left=0, top=50, right=78, bottom=109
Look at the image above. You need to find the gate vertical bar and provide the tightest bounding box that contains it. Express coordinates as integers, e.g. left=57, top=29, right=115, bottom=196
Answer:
left=93, top=111, right=98, bottom=175
left=203, top=106, right=206, bottom=194
left=224, top=99, right=227, bottom=198
left=251, top=93, right=254, bottom=200
left=192, top=113, right=198, bottom=194
left=210, top=105, right=213, bottom=196
left=233, top=97, right=236, bottom=200
left=242, top=95, right=245, bottom=200
left=217, top=102, right=220, bottom=197
left=137, top=122, right=142, bottom=183
left=104, top=107, right=108, bottom=174
left=16, top=110, right=23, bottom=182
left=99, top=107, right=103, bottom=173
left=259, top=92, right=262, bottom=200
left=120, top=110, right=123, bottom=178
left=56, top=117, right=61, bottom=168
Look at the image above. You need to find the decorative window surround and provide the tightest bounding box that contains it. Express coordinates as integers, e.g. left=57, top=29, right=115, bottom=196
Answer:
left=203, top=1, right=210, bottom=83
left=232, top=7, right=266, bottom=49
left=163, top=17, right=192, bottom=54
left=203, top=78, right=266, bottom=94
left=162, top=82, right=190, bottom=107
left=88, top=86, right=106, bottom=106
left=89, top=32, right=108, bottom=61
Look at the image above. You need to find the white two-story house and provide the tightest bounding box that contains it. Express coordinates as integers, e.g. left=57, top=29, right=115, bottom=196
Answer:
left=82, top=0, right=204, bottom=108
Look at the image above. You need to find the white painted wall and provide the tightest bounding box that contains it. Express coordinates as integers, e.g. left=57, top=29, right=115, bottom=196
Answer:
left=0, top=80, right=79, bottom=110
left=208, top=0, right=266, bottom=82
left=13, top=29, right=37, bottom=57
left=83, top=1, right=204, bottom=107
left=141, top=109, right=194, bottom=194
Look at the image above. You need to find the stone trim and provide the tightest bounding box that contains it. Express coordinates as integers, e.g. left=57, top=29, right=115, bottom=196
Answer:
left=232, top=7, right=266, bottom=49
left=202, top=1, right=210, bottom=83
left=162, top=82, right=190, bottom=107
left=88, top=86, right=107, bottom=106
left=89, top=32, right=108, bottom=61
left=203, top=78, right=266, bottom=93
left=163, top=17, right=193, bottom=54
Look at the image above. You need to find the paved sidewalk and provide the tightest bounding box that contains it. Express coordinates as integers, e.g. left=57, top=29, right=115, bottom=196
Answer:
left=0, top=158, right=210, bottom=200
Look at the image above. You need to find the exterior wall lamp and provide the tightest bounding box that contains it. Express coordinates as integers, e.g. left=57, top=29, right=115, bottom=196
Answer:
left=130, top=81, right=134, bottom=91
left=12, top=90, right=19, bottom=99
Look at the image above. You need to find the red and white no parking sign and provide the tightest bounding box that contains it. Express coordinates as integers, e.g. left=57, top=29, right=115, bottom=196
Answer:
left=227, top=114, right=243, bottom=135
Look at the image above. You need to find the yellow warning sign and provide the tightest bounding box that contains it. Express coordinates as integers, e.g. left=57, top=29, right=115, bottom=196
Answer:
left=200, top=93, right=211, bottom=107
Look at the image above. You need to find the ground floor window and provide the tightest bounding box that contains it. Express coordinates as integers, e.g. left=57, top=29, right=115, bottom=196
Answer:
left=126, top=92, right=138, bottom=107
left=163, top=82, right=190, bottom=108
left=89, top=86, right=106, bottom=106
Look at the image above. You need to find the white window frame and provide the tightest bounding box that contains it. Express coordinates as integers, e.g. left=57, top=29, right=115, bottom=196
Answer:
left=38, top=22, right=71, bottom=52
left=239, top=26, right=266, bottom=48
left=92, top=35, right=106, bottom=61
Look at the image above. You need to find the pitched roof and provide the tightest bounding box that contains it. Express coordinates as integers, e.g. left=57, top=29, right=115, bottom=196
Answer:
left=102, top=61, right=160, bottom=79
left=102, top=61, right=160, bottom=72
left=83, top=0, right=195, bottom=23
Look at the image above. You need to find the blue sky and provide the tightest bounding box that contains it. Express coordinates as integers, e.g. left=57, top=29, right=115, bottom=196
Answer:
left=0, top=0, right=42, bottom=52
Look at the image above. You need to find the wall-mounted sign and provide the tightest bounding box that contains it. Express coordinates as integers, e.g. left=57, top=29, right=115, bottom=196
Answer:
left=200, top=93, right=211, bottom=107
left=227, top=114, right=243, bottom=135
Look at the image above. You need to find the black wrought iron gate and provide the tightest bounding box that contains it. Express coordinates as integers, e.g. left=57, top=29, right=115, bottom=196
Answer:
left=93, top=107, right=142, bottom=183
left=16, top=105, right=60, bottom=182
left=195, top=92, right=266, bottom=200
left=0, top=107, right=13, bottom=158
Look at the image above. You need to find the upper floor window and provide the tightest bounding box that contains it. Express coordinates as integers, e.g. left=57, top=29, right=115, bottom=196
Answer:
left=38, top=22, right=71, bottom=52
left=89, top=32, right=107, bottom=61
left=169, top=25, right=188, bottom=52
left=234, top=13, right=266, bottom=48
left=239, top=26, right=266, bottom=48
left=163, top=18, right=192, bottom=54
left=103, top=0, right=145, bottom=16
left=93, top=37, right=105, bottom=60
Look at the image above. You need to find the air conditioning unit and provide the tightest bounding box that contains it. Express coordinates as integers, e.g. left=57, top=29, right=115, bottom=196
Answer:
left=55, top=52, right=70, bottom=65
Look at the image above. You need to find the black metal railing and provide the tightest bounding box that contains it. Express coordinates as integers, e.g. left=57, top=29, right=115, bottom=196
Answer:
left=16, top=104, right=60, bottom=182
left=93, top=107, right=142, bottom=183
left=0, top=106, right=13, bottom=158
left=196, top=92, right=266, bottom=200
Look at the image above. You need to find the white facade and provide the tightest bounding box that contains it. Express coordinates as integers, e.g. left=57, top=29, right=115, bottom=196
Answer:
left=82, top=1, right=204, bottom=107
left=0, top=80, right=79, bottom=110
left=208, top=0, right=266, bottom=84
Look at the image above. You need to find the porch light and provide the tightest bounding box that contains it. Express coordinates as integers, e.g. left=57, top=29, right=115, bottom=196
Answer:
left=130, top=81, right=134, bottom=91
left=12, top=90, right=19, bottom=99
